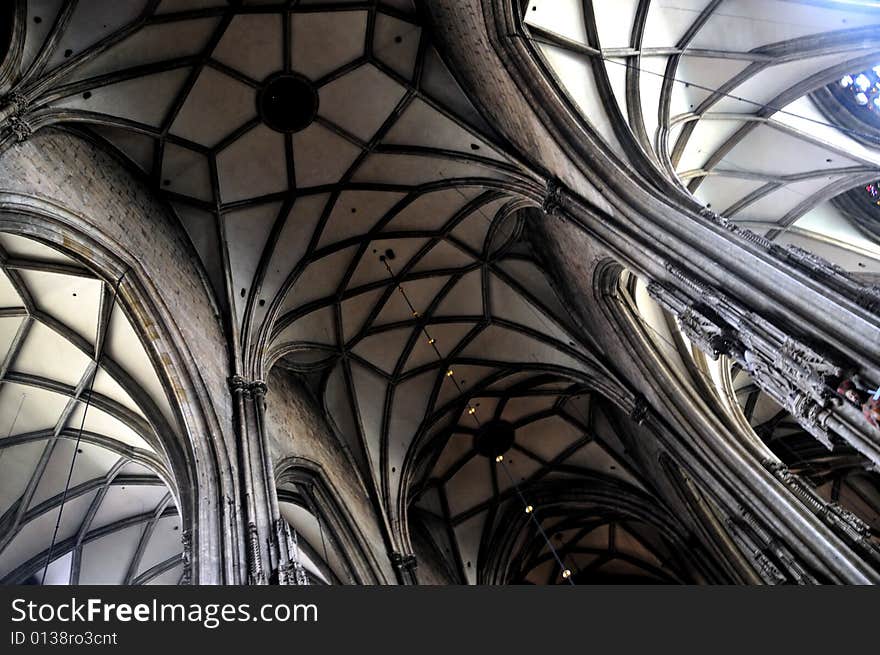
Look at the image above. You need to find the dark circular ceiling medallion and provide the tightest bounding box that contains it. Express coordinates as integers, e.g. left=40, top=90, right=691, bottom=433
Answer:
left=474, top=420, right=516, bottom=459
left=257, top=73, right=318, bottom=134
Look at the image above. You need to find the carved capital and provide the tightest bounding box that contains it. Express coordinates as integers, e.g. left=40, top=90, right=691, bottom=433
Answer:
left=229, top=375, right=249, bottom=394
left=1, top=93, right=32, bottom=143
left=390, top=551, right=418, bottom=572
left=629, top=393, right=649, bottom=425
left=542, top=178, right=563, bottom=216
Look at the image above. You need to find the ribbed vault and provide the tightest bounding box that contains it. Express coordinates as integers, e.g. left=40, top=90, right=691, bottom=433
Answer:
left=0, top=232, right=184, bottom=585
left=520, top=0, right=880, bottom=273
left=6, top=0, right=880, bottom=585
left=408, top=378, right=707, bottom=584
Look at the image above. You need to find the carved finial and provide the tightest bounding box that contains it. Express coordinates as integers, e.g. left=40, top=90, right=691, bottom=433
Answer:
left=247, top=522, right=266, bottom=585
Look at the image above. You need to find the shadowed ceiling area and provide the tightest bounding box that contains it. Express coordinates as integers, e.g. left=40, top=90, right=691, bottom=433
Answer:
left=409, top=380, right=705, bottom=584
left=0, top=233, right=184, bottom=585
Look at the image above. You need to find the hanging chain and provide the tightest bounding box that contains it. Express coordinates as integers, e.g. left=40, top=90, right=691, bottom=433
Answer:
left=379, top=256, right=575, bottom=584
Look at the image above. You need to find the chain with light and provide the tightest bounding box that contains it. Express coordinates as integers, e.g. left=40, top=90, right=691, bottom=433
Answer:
left=379, top=255, right=574, bottom=584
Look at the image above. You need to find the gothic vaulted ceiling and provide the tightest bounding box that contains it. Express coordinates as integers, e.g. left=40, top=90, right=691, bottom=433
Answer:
left=10, top=0, right=876, bottom=583
left=0, top=232, right=184, bottom=585
left=0, top=0, right=703, bottom=583
left=522, top=0, right=880, bottom=278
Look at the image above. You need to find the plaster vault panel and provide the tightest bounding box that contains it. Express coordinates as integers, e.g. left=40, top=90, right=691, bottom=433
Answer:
left=524, top=0, right=880, bottom=272
left=0, top=234, right=183, bottom=585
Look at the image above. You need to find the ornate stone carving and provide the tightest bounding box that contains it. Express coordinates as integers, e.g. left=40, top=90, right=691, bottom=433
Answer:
left=648, top=279, right=736, bottom=360
left=279, top=522, right=310, bottom=586
left=772, top=337, right=840, bottom=404
left=180, top=529, right=192, bottom=585
left=827, top=502, right=873, bottom=540
left=736, top=505, right=813, bottom=584
left=697, top=206, right=780, bottom=249
left=629, top=393, right=649, bottom=425
left=770, top=244, right=848, bottom=280
left=743, top=350, right=835, bottom=448
left=247, top=522, right=266, bottom=585
left=542, top=178, right=563, bottom=216
left=763, top=459, right=878, bottom=563
left=768, top=243, right=880, bottom=317
left=650, top=266, right=858, bottom=453
left=0, top=93, right=32, bottom=143
left=229, top=375, right=249, bottom=394
left=391, top=551, right=418, bottom=583
left=698, top=207, right=734, bottom=231
left=752, top=549, right=788, bottom=585
left=391, top=551, right=418, bottom=572
left=724, top=514, right=787, bottom=584
left=855, top=285, right=880, bottom=315
left=737, top=228, right=775, bottom=250
left=679, top=306, right=735, bottom=359
left=765, top=460, right=824, bottom=512
left=229, top=376, right=269, bottom=399
left=8, top=115, right=32, bottom=142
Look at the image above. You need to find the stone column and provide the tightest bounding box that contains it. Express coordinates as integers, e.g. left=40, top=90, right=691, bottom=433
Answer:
left=524, top=209, right=879, bottom=583
left=231, top=375, right=267, bottom=585
left=231, top=375, right=310, bottom=585
left=647, top=263, right=880, bottom=468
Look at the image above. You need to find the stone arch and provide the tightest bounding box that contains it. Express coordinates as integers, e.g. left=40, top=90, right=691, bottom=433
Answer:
left=478, top=477, right=714, bottom=585
left=0, top=127, right=238, bottom=583
left=0, top=0, right=25, bottom=92
left=276, top=457, right=387, bottom=585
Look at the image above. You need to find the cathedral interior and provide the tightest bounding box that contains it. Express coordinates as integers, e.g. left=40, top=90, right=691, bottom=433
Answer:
left=0, top=0, right=879, bottom=586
